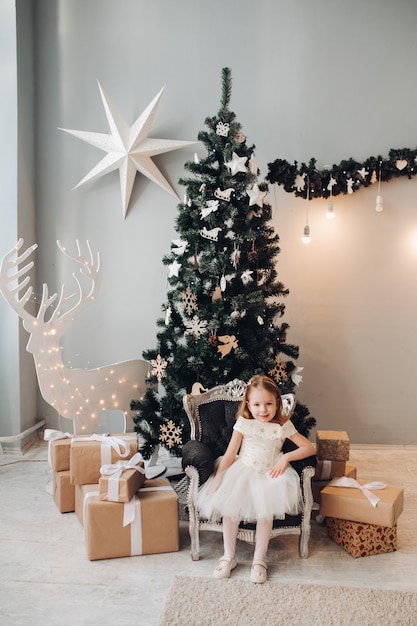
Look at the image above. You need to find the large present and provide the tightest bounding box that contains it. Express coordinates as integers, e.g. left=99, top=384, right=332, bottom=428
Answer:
left=53, top=470, right=75, bottom=513
left=99, top=453, right=146, bottom=503
left=44, top=429, right=74, bottom=471
left=70, top=433, right=138, bottom=485
left=84, top=478, right=179, bottom=560
left=320, top=477, right=404, bottom=527
left=75, top=484, right=99, bottom=525
left=316, top=430, right=350, bottom=461
left=327, top=517, right=398, bottom=557
left=313, top=459, right=346, bottom=481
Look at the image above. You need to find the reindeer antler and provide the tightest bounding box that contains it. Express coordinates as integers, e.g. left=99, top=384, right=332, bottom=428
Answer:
left=0, top=238, right=41, bottom=322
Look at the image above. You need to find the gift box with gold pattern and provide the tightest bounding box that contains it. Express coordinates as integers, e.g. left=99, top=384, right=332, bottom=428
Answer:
left=84, top=478, right=179, bottom=560
left=327, top=517, right=398, bottom=557
left=316, top=430, right=350, bottom=461
left=70, top=433, right=138, bottom=485
left=53, top=470, right=75, bottom=513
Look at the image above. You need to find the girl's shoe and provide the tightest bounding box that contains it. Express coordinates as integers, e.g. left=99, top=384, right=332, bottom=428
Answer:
left=213, top=556, right=237, bottom=579
left=250, top=560, right=267, bottom=584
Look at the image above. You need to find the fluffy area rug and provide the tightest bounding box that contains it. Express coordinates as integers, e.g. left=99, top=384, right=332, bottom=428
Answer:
left=158, top=576, right=417, bottom=626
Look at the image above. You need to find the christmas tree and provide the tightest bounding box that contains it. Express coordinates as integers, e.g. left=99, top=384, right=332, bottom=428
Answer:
left=132, top=67, right=316, bottom=459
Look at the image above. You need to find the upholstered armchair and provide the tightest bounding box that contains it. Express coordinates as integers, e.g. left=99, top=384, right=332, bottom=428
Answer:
left=181, top=379, right=317, bottom=561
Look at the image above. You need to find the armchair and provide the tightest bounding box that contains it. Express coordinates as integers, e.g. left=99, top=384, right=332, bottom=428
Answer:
left=181, top=379, right=317, bottom=561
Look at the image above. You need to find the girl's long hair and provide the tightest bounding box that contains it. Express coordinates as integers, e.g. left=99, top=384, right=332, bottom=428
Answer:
left=237, top=375, right=284, bottom=422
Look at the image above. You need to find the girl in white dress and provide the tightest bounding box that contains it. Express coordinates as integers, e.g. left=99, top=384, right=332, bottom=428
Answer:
left=197, top=375, right=316, bottom=584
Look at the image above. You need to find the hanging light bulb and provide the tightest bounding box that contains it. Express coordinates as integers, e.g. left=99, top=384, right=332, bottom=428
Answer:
left=302, top=224, right=311, bottom=244
left=302, top=178, right=311, bottom=243
left=326, top=200, right=335, bottom=219
left=375, top=160, right=383, bottom=212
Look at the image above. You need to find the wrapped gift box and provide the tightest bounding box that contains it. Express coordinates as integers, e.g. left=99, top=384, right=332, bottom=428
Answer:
left=53, top=470, right=75, bottom=513
left=84, top=478, right=179, bottom=561
left=316, top=430, right=350, bottom=461
left=99, top=454, right=146, bottom=503
left=44, top=430, right=73, bottom=471
left=320, top=479, right=404, bottom=527
left=312, top=466, right=357, bottom=505
left=70, top=434, right=138, bottom=485
left=327, top=517, right=398, bottom=557
left=75, top=484, right=99, bottom=525
left=313, top=459, right=346, bottom=481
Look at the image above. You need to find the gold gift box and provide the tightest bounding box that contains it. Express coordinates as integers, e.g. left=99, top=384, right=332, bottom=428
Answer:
left=75, top=484, right=99, bottom=525
left=84, top=478, right=179, bottom=561
left=327, top=517, right=398, bottom=557
left=320, top=481, right=403, bottom=527
left=99, top=463, right=145, bottom=503
left=70, top=434, right=138, bottom=485
left=316, top=430, right=350, bottom=461
left=53, top=470, right=75, bottom=513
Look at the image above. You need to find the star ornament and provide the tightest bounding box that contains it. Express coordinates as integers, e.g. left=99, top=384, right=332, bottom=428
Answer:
left=247, top=183, right=266, bottom=207
left=226, top=152, right=248, bottom=175
left=59, top=82, right=196, bottom=218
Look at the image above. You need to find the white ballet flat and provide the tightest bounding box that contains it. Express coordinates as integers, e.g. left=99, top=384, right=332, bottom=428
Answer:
left=213, top=556, right=237, bottom=579
left=250, top=560, right=267, bottom=584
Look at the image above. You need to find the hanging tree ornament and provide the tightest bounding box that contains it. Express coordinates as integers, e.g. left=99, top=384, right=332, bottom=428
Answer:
left=159, top=419, right=182, bottom=449
left=214, top=187, right=234, bottom=202
left=200, top=226, right=222, bottom=241
left=226, top=152, right=248, bottom=175
left=168, top=259, right=181, bottom=278
left=171, top=238, right=187, bottom=255
left=268, top=355, right=288, bottom=383
left=200, top=199, right=220, bottom=219
left=240, top=269, right=254, bottom=285
left=184, top=315, right=208, bottom=339
left=230, top=244, right=241, bottom=269
left=216, top=121, right=230, bottom=137
left=150, top=354, right=168, bottom=382
left=217, top=334, right=238, bottom=357
left=181, top=286, right=198, bottom=315
left=247, top=183, right=266, bottom=207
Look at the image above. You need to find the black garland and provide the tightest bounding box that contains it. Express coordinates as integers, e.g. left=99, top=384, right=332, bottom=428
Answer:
left=266, top=147, right=417, bottom=199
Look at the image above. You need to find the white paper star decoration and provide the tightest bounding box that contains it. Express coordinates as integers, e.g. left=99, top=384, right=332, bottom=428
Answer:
left=247, top=183, right=266, bottom=207
left=59, top=81, right=196, bottom=218
left=226, top=152, right=248, bottom=175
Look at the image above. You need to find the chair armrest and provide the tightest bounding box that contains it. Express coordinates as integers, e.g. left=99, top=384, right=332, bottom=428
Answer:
left=181, top=440, right=215, bottom=486
left=282, top=437, right=317, bottom=476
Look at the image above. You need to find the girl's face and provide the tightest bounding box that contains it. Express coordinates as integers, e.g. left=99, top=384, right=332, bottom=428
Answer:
left=247, top=387, right=278, bottom=423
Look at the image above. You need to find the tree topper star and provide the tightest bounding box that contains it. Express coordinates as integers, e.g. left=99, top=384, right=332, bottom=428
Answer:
left=59, top=81, right=196, bottom=218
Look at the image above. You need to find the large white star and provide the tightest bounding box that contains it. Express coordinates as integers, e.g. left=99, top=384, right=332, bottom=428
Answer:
left=59, top=82, right=196, bottom=218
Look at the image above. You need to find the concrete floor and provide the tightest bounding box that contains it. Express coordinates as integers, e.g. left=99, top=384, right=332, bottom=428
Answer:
left=0, top=439, right=416, bottom=626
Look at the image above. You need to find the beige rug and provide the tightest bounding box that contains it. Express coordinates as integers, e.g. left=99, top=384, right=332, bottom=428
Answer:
left=158, top=576, right=417, bottom=626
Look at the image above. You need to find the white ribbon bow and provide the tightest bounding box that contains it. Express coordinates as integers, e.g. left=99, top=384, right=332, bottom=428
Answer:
left=72, top=433, right=134, bottom=467
left=100, top=452, right=146, bottom=502
left=329, top=476, right=387, bottom=508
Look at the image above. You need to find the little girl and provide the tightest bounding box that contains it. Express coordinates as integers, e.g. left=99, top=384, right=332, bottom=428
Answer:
left=197, top=374, right=316, bottom=584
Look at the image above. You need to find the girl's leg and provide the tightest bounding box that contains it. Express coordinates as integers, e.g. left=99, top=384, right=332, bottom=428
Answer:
left=213, top=516, right=239, bottom=579
left=251, top=518, right=272, bottom=584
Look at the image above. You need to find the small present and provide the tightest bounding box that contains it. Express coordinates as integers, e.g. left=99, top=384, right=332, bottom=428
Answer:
left=70, top=433, right=138, bottom=485
left=84, top=478, right=179, bottom=561
left=53, top=470, right=75, bottom=513
left=320, top=477, right=404, bottom=527
left=99, top=453, right=146, bottom=503
left=75, top=484, right=99, bottom=525
left=44, top=429, right=73, bottom=471
left=316, top=430, right=350, bottom=461
left=327, top=517, right=398, bottom=557
left=312, top=466, right=357, bottom=506
left=313, top=459, right=346, bottom=481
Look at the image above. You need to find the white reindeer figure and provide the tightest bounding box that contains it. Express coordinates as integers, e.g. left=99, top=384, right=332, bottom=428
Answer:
left=0, top=239, right=148, bottom=434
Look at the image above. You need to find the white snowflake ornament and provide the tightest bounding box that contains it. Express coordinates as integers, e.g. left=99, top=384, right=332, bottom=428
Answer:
left=181, top=287, right=198, bottom=315
left=184, top=315, right=208, bottom=339
left=150, top=354, right=168, bottom=382
left=159, top=420, right=182, bottom=449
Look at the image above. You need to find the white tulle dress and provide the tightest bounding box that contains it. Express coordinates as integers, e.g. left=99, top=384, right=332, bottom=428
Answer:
left=197, top=416, right=303, bottom=523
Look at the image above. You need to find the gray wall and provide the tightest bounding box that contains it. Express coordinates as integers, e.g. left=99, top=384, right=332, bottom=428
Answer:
left=2, top=0, right=417, bottom=443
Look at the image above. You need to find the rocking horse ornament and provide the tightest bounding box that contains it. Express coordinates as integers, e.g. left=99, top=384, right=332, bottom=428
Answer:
left=0, top=239, right=146, bottom=434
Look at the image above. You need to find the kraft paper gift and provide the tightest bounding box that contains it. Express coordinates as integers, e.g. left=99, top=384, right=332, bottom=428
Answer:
left=313, top=459, right=347, bottom=481
left=75, top=484, right=99, bottom=525
left=99, top=453, right=146, bottom=502
left=319, top=477, right=404, bottom=527
left=44, top=429, right=73, bottom=472
left=327, top=517, right=398, bottom=557
left=84, top=477, right=179, bottom=561
left=70, top=433, right=138, bottom=485
left=312, top=466, right=357, bottom=505
left=316, top=430, right=350, bottom=461
left=53, top=470, right=75, bottom=513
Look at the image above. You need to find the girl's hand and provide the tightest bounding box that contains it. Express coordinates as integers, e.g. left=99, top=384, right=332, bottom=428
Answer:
left=269, top=455, right=289, bottom=478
